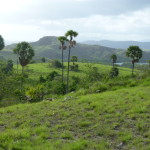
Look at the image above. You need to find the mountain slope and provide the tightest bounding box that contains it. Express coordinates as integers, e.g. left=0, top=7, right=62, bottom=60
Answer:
left=0, top=85, right=150, bottom=149
left=82, top=40, right=150, bottom=50
left=2, top=36, right=150, bottom=63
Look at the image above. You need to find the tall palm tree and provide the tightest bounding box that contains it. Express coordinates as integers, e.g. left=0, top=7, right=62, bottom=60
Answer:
left=58, top=36, right=68, bottom=83
left=65, top=30, right=78, bottom=93
left=111, top=54, right=117, bottom=67
left=126, top=45, right=142, bottom=76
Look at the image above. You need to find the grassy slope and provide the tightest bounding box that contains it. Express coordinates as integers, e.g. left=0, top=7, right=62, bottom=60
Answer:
left=0, top=85, right=150, bottom=149
left=19, top=62, right=132, bottom=80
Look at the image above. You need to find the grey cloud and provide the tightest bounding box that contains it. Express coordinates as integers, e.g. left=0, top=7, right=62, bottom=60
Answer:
left=1, top=0, right=150, bottom=24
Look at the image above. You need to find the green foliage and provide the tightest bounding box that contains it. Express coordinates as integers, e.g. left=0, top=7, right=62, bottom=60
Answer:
left=50, top=59, right=62, bottom=68
left=111, top=54, right=117, bottom=67
left=13, top=42, right=34, bottom=73
left=46, top=71, right=59, bottom=81
left=70, top=76, right=80, bottom=91
left=26, top=85, right=46, bottom=102
left=86, top=66, right=101, bottom=82
left=0, top=35, right=4, bottom=50
left=110, top=67, right=119, bottom=78
left=58, top=36, right=68, bottom=47
left=4, top=60, right=13, bottom=74
left=49, top=81, right=66, bottom=95
left=39, top=75, right=46, bottom=83
left=126, top=46, right=142, bottom=61
left=41, top=57, right=46, bottom=63
left=70, top=64, right=79, bottom=71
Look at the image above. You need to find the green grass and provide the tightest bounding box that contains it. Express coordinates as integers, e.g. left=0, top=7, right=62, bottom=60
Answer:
left=1, top=85, right=150, bottom=149
left=14, top=62, right=133, bottom=80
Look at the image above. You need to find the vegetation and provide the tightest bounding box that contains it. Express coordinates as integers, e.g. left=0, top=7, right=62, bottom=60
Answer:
left=41, top=57, right=46, bottom=63
left=0, top=35, right=4, bottom=51
left=50, top=59, right=62, bottom=68
left=65, top=30, right=78, bottom=93
left=58, top=36, right=68, bottom=83
left=111, top=54, right=117, bottom=67
left=1, top=31, right=150, bottom=149
left=126, top=46, right=142, bottom=76
left=13, top=42, right=35, bottom=74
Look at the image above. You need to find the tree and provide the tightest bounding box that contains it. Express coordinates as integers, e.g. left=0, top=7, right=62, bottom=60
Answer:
left=111, top=54, right=117, bottom=67
left=110, top=67, right=119, bottom=78
left=0, top=35, right=4, bottom=51
left=41, top=57, right=46, bottom=63
left=13, top=42, right=34, bottom=74
left=71, top=56, right=78, bottom=67
left=65, top=30, right=78, bottom=93
left=58, top=36, right=68, bottom=83
left=50, top=59, right=62, bottom=68
left=126, top=46, right=142, bottom=76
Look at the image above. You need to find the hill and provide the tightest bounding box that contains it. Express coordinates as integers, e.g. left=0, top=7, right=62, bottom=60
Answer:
left=1, top=36, right=150, bottom=63
left=0, top=84, right=150, bottom=149
left=82, top=40, right=150, bottom=51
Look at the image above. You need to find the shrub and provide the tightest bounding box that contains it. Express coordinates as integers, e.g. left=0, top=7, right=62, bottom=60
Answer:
left=39, top=75, right=46, bottom=83
left=50, top=59, right=62, bottom=68
left=110, top=67, right=119, bottom=78
left=70, top=64, right=79, bottom=71
left=50, top=81, right=66, bottom=95
left=46, top=71, right=59, bottom=81
left=70, top=76, right=80, bottom=91
left=25, top=85, right=46, bottom=102
left=86, top=66, right=101, bottom=82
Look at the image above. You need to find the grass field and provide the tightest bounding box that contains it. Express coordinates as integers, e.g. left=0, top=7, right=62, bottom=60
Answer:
left=0, top=85, right=150, bottom=149
left=0, top=62, right=149, bottom=149
left=14, top=62, right=134, bottom=80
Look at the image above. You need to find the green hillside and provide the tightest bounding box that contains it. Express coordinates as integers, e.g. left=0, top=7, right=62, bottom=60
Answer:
left=0, top=84, right=150, bottom=149
left=3, top=36, right=150, bottom=63
left=1, top=60, right=150, bottom=149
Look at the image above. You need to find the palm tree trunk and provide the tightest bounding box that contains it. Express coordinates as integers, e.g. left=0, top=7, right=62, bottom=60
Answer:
left=66, top=47, right=71, bottom=93
left=132, top=62, right=134, bottom=76
left=61, top=46, right=64, bottom=83
left=17, top=58, right=18, bottom=74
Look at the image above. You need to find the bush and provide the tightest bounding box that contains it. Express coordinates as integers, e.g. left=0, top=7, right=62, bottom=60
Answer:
left=39, top=75, right=46, bottom=83
left=110, top=67, right=119, bottom=78
left=70, top=64, right=79, bottom=71
left=46, top=71, right=59, bottom=81
left=70, top=76, right=80, bottom=91
left=86, top=67, right=101, bottom=82
left=25, top=85, right=46, bottom=102
left=50, top=59, right=62, bottom=68
left=48, top=80, right=66, bottom=95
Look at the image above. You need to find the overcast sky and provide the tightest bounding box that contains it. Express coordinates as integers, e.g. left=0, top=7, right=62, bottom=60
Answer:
left=0, top=0, right=150, bottom=43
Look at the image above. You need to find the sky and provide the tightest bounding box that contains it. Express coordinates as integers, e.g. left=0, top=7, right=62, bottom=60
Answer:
left=0, top=0, right=150, bottom=43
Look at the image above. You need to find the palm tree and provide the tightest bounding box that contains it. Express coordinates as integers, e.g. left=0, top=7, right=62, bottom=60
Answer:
left=58, top=36, right=68, bottom=83
left=71, top=56, right=78, bottom=67
left=111, top=54, right=117, bottom=67
left=13, top=42, right=35, bottom=74
left=65, top=30, right=78, bottom=93
left=126, top=45, right=142, bottom=76
left=0, top=35, right=4, bottom=51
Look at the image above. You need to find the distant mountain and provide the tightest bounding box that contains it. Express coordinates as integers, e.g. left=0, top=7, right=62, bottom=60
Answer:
left=82, top=40, right=150, bottom=50
left=1, top=36, right=150, bottom=63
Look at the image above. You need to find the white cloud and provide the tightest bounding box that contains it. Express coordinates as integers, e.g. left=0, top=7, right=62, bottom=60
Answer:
left=0, top=0, right=150, bottom=42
